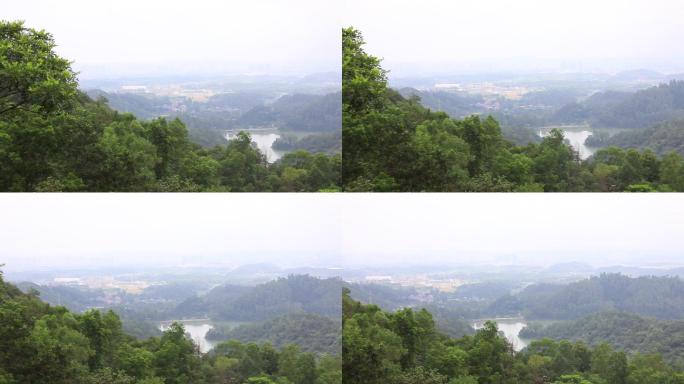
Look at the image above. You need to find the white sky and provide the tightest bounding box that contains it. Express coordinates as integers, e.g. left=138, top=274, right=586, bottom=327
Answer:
left=3, top=0, right=341, bottom=79
left=339, top=194, right=684, bottom=267
left=1, top=195, right=683, bottom=272
left=343, top=0, right=684, bottom=75
left=0, top=195, right=343, bottom=272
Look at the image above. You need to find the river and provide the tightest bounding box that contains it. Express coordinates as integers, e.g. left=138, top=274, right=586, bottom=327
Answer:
left=159, top=320, right=216, bottom=353
left=225, top=128, right=285, bottom=163
left=538, top=127, right=595, bottom=160
left=472, top=318, right=530, bottom=352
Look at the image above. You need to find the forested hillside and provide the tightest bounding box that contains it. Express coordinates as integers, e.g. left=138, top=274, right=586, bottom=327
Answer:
left=511, top=274, right=684, bottom=320
left=343, top=289, right=684, bottom=384
left=521, top=312, right=684, bottom=368
left=0, top=21, right=340, bottom=191
left=88, top=90, right=342, bottom=149
left=175, top=275, right=342, bottom=321
left=207, top=313, right=341, bottom=355
left=553, top=81, right=684, bottom=128
left=342, top=27, right=684, bottom=191
left=587, top=120, right=684, bottom=156
left=0, top=270, right=341, bottom=384
left=238, top=92, right=341, bottom=132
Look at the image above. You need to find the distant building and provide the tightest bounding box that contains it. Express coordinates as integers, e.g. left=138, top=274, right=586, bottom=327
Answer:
left=120, top=85, right=148, bottom=93
left=365, top=275, right=392, bottom=282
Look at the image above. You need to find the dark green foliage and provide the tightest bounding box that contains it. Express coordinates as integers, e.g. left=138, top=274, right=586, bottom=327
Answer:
left=207, top=313, right=341, bottom=355
left=343, top=289, right=684, bottom=384
left=272, top=131, right=341, bottom=154
left=521, top=312, right=684, bottom=368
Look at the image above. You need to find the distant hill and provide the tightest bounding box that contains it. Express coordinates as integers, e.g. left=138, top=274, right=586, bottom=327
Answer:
left=206, top=313, right=341, bottom=355
left=344, top=282, right=423, bottom=311
left=554, top=80, right=684, bottom=128
left=515, top=274, right=684, bottom=320
left=586, top=120, right=684, bottom=156
left=86, top=90, right=342, bottom=148
left=397, top=88, right=484, bottom=119
left=16, top=282, right=108, bottom=312
left=238, top=92, right=342, bottom=132
left=176, top=275, right=342, bottom=322
left=521, top=311, right=684, bottom=368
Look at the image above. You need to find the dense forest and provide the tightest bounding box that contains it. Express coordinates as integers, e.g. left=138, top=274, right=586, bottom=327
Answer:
left=521, top=312, right=684, bottom=368
left=19, top=275, right=343, bottom=354
left=88, top=90, right=342, bottom=151
left=237, top=93, right=341, bottom=133
left=342, top=27, right=684, bottom=191
left=272, top=131, right=341, bottom=155
left=0, top=270, right=341, bottom=384
left=503, top=274, right=684, bottom=320
left=552, top=81, right=684, bottom=128
left=587, top=120, right=684, bottom=156
left=343, top=288, right=684, bottom=384
left=403, top=77, right=684, bottom=137
left=0, top=21, right=340, bottom=191
left=346, top=274, right=684, bottom=323
left=173, top=275, right=342, bottom=322
left=206, top=313, right=341, bottom=355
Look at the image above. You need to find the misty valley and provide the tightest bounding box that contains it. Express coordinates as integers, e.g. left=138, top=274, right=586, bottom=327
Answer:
left=343, top=263, right=684, bottom=383
left=1, top=267, right=343, bottom=384
left=342, top=27, right=684, bottom=192
left=9, top=260, right=684, bottom=383
left=0, top=21, right=342, bottom=192
left=5, top=0, right=684, bottom=382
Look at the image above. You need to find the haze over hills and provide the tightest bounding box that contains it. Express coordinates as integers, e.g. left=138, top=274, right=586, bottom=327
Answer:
left=10, top=270, right=342, bottom=354
left=342, top=26, right=684, bottom=191
left=337, top=195, right=684, bottom=377
left=84, top=79, right=342, bottom=151
left=0, top=270, right=342, bottom=383
left=2, top=0, right=342, bottom=192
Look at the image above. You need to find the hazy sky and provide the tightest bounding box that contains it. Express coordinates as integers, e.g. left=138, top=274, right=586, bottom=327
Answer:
left=3, top=0, right=341, bottom=79
left=339, top=194, right=684, bottom=268
left=2, top=195, right=683, bottom=273
left=0, top=195, right=342, bottom=272
left=343, top=0, right=684, bottom=75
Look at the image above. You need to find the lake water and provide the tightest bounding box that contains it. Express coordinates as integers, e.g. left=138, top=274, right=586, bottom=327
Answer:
left=538, top=127, right=595, bottom=160
left=472, top=318, right=529, bottom=351
left=225, top=129, right=285, bottom=163
left=159, top=320, right=216, bottom=353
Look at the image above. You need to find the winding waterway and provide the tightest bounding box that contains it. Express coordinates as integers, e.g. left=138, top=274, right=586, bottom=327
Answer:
left=538, top=127, right=595, bottom=160
left=472, top=318, right=530, bottom=352
left=159, top=320, right=216, bottom=353
left=225, top=128, right=285, bottom=163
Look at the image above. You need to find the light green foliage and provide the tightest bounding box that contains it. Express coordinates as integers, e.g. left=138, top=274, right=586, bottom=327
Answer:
left=0, top=21, right=77, bottom=115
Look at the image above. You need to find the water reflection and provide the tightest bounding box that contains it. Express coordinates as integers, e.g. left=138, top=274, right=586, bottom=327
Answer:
left=472, top=318, right=529, bottom=351
left=225, top=129, right=285, bottom=163
left=538, top=127, right=595, bottom=160
left=159, top=320, right=216, bottom=353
